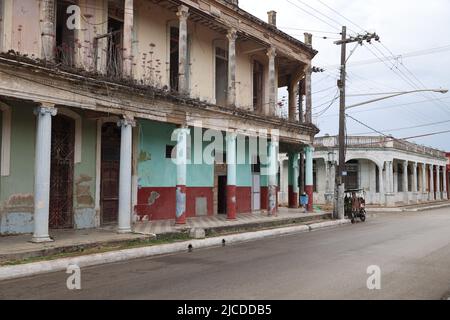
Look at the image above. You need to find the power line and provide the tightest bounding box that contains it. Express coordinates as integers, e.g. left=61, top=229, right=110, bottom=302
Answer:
left=352, top=118, right=450, bottom=135
left=292, top=0, right=347, bottom=30
left=284, top=0, right=341, bottom=31
left=278, top=26, right=340, bottom=35
left=316, top=0, right=366, bottom=32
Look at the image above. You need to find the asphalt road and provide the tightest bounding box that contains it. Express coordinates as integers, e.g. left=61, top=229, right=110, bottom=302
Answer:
left=1, top=208, right=450, bottom=300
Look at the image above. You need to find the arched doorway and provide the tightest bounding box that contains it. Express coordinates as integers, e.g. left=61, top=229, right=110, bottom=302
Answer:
left=49, top=115, right=75, bottom=229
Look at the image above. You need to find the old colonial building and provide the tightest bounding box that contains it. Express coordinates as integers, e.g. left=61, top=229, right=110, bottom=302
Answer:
left=301, top=135, right=447, bottom=207
left=0, top=0, right=318, bottom=239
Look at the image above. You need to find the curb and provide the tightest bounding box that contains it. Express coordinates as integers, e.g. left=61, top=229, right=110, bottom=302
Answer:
left=0, top=219, right=350, bottom=281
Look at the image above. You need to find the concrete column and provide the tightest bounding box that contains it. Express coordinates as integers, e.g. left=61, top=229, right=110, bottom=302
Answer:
left=436, top=165, right=441, bottom=200
left=421, top=163, right=427, bottom=201
left=117, top=117, right=135, bottom=233
left=32, top=104, right=57, bottom=243
left=304, top=146, right=314, bottom=212
left=443, top=166, right=448, bottom=200
left=385, top=160, right=394, bottom=206
left=288, top=82, right=299, bottom=121
left=429, top=164, right=434, bottom=201
left=226, top=132, right=237, bottom=219
left=412, top=162, right=418, bottom=203
left=123, top=0, right=134, bottom=78
left=268, top=138, right=279, bottom=216
left=402, top=161, right=408, bottom=203
left=288, top=153, right=299, bottom=208
left=41, top=0, right=56, bottom=61
left=266, top=46, right=277, bottom=116
left=227, top=29, right=237, bottom=107
left=304, top=62, right=312, bottom=124
left=175, top=127, right=190, bottom=224
left=378, top=163, right=384, bottom=205
left=304, top=33, right=313, bottom=123
left=177, top=5, right=190, bottom=94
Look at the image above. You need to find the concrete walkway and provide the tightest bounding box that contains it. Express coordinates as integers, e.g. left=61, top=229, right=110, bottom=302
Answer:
left=0, top=208, right=330, bottom=263
left=366, top=200, right=450, bottom=212
left=134, top=208, right=328, bottom=235
left=0, top=227, right=147, bottom=263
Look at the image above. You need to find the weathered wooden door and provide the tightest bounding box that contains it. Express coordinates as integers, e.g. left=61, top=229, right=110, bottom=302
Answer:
left=100, top=123, right=121, bottom=225
left=49, top=115, right=75, bottom=229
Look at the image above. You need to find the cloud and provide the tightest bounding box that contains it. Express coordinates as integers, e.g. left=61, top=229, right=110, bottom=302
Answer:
left=240, top=0, right=450, bottom=150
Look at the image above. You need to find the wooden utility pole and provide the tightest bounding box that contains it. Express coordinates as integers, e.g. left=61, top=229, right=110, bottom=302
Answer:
left=334, top=27, right=380, bottom=219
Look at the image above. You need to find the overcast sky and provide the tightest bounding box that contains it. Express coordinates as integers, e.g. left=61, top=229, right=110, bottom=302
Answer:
left=240, top=0, right=450, bottom=151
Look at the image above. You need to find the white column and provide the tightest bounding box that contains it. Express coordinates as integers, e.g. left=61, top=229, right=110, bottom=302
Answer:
left=175, top=127, right=190, bottom=224
left=123, top=0, right=134, bottom=77
left=226, top=132, right=237, bottom=219
left=402, top=160, right=408, bottom=203
left=268, top=138, right=279, bottom=215
left=266, top=46, right=277, bottom=116
left=412, top=162, right=418, bottom=203
left=227, top=28, right=237, bottom=107
left=41, top=0, right=56, bottom=61
left=304, top=146, right=314, bottom=212
left=429, top=164, right=434, bottom=201
left=117, top=117, right=135, bottom=233
left=385, top=160, right=394, bottom=206
left=378, top=163, right=384, bottom=205
left=32, top=104, right=57, bottom=243
left=436, top=165, right=441, bottom=200
left=443, top=166, right=448, bottom=199
left=177, top=5, right=190, bottom=94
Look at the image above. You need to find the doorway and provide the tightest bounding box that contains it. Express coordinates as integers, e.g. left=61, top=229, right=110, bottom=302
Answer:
left=100, top=122, right=121, bottom=225
left=49, top=115, right=75, bottom=229
left=217, top=175, right=227, bottom=214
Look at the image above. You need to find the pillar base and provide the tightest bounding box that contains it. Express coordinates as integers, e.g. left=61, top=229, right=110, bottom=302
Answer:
left=385, top=193, right=395, bottom=207
left=175, top=185, right=187, bottom=224
left=305, top=185, right=313, bottom=212
left=31, top=235, right=53, bottom=243
left=268, top=185, right=278, bottom=216
left=117, top=227, right=132, bottom=234
left=288, top=185, right=298, bottom=208
left=226, top=185, right=237, bottom=220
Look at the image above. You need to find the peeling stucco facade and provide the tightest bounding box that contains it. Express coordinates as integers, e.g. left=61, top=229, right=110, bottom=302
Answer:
left=0, top=0, right=318, bottom=237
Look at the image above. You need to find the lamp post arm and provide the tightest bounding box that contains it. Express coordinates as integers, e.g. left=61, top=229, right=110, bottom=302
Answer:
left=346, top=89, right=448, bottom=110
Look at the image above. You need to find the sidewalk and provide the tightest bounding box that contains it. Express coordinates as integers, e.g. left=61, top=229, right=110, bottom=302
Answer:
left=134, top=207, right=331, bottom=235
left=0, top=208, right=331, bottom=264
left=366, top=200, right=450, bottom=213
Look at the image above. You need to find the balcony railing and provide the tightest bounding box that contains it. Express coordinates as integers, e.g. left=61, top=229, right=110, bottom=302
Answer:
left=93, top=30, right=124, bottom=79
left=314, top=135, right=446, bottom=158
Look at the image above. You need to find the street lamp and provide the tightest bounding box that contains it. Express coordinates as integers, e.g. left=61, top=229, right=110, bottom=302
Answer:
left=346, top=89, right=448, bottom=110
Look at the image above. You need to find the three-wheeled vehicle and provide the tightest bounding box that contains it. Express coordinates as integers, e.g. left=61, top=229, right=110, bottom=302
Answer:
left=344, top=189, right=367, bottom=224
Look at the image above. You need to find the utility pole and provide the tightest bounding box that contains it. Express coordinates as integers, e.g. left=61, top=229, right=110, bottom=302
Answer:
left=334, top=26, right=379, bottom=219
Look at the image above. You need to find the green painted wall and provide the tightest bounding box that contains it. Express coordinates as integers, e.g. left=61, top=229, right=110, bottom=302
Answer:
left=137, top=120, right=213, bottom=188
left=0, top=102, right=35, bottom=204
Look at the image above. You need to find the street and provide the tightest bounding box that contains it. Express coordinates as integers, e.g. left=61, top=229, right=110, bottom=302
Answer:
left=1, top=208, right=450, bottom=300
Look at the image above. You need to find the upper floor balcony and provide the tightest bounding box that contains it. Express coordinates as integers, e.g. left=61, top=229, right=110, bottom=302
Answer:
left=0, top=0, right=317, bottom=125
left=314, top=135, right=447, bottom=159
